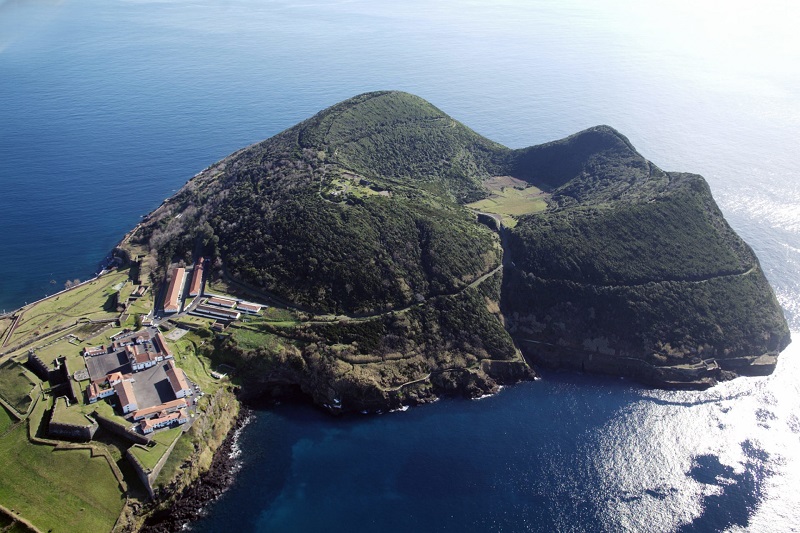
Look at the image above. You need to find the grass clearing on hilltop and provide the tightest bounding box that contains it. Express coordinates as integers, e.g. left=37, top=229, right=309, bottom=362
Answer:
left=263, top=307, right=298, bottom=323
left=466, top=183, right=548, bottom=228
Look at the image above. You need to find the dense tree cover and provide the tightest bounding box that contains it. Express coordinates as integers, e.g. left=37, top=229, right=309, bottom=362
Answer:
left=296, top=91, right=509, bottom=203
left=508, top=178, right=754, bottom=285
left=129, top=91, right=788, bottom=396
left=135, top=91, right=503, bottom=315
left=215, top=188, right=499, bottom=315
left=503, top=267, right=788, bottom=362
left=504, top=128, right=789, bottom=362
left=211, top=269, right=526, bottom=410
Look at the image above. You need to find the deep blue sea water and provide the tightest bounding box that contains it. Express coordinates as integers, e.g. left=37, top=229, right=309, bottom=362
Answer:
left=1, top=1, right=799, bottom=531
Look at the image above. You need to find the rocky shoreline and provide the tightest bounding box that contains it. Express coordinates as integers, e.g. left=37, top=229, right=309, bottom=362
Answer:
left=139, top=406, right=253, bottom=533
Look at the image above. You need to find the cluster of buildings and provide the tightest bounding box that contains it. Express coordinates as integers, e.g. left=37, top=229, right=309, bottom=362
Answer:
left=84, top=331, right=175, bottom=373
left=161, top=257, right=265, bottom=326
left=190, top=295, right=263, bottom=322
left=164, top=257, right=205, bottom=314
left=134, top=398, right=190, bottom=435
left=84, top=330, right=194, bottom=434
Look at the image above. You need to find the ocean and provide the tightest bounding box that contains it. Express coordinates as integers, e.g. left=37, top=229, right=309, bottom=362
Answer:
left=1, top=0, right=798, bottom=530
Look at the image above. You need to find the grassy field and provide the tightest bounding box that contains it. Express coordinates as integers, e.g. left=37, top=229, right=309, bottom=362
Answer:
left=128, top=427, right=182, bottom=471
left=0, top=362, right=36, bottom=416
left=0, top=318, right=11, bottom=343
left=126, top=291, right=153, bottom=317
left=174, top=315, right=215, bottom=328
left=166, top=333, right=220, bottom=391
left=117, top=281, right=133, bottom=303
left=0, top=406, right=15, bottom=434
left=467, top=185, right=548, bottom=227
left=153, top=429, right=194, bottom=490
left=72, top=321, right=111, bottom=342
left=230, top=325, right=284, bottom=352
left=263, top=307, right=298, bottom=323
left=7, top=270, right=129, bottom=348
left=24, top=335, right=80, bottom=369
left=205, top=279, right=241, bottom=299
left=0, top=421, right=124, bottom=532
left=51, top=397, right=93, bottom=427
left=91, top=400, right=131, bottom=427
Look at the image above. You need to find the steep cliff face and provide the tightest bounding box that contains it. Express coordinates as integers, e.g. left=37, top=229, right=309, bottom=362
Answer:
left=127, top=91, right=789, bottom=406
left=501, top=127, right=790, bottom=385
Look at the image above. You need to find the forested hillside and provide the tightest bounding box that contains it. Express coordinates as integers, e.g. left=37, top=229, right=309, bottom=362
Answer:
left=124, top=91, right=790, bottom=406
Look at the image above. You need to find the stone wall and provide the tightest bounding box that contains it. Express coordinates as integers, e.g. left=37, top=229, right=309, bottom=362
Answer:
left=27, top=351, right=49, bottom=381
left=94, top=412, right=150, bottom=445
left=48, top=397, right=98, bottom=441
left=127, top=431, right=183, bottom=499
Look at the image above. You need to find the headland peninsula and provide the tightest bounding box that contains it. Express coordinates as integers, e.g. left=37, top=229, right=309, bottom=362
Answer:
left=0, top=91, right=789, bottom=532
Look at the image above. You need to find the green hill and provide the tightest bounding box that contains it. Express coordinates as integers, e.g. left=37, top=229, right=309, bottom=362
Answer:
left=126, top=91, right=790, bottom=407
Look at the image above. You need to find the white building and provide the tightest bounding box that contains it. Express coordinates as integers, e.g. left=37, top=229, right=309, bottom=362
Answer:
left=114, top=381, right=138, bottom=414
left=165, top=360, right=193, bottom=399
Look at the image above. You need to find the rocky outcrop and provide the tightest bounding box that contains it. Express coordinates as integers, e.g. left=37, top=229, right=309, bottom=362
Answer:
left=139, top=407, right=249, bottom=533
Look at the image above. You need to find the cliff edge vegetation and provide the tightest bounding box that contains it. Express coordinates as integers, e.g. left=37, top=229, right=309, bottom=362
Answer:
left=123, top=90, right=789, bottom=404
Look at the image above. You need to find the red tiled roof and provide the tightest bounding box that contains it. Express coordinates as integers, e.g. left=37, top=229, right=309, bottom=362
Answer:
left=132, top=398, right=188, bottom=420
left=189, top=258, right=204, bottom=296
left=207, top=296, right=236, bottom=308
left=139, top=408, right=188, bottom=432
left=114, top=380, right=137, bottom=408
left=153, top=332, right=173, bottom=358
left=84, top=346, right=105, bottom=356
left=133, top=347, right=158, bottom=364
left=164, top=268, right=186, bottom=312
left=87, top=383, right=99, bottom=399
left=166, top=360, right=190, bottom=394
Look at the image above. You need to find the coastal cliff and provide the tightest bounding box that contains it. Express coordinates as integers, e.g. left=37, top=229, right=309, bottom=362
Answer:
left=123, top=90, right=790, bottom=408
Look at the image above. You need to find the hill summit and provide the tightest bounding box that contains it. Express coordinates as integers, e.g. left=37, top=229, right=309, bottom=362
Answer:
left=123, top=91, right=790, bottom=410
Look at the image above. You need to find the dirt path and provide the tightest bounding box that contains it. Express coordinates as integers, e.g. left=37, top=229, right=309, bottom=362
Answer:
left=220, top=262, right=503, bottom=325
left=527, top=266, right=758, bottom=289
